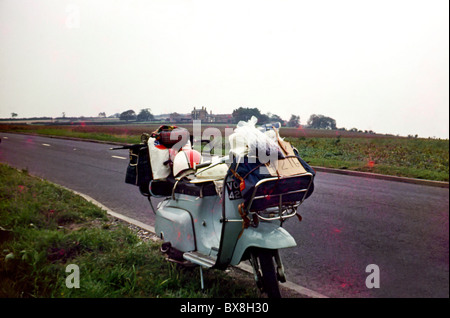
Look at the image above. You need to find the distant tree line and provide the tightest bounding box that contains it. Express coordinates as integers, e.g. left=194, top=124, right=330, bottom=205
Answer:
left=231, top=107, right=341, bottom=130
left=231, top=107, right=302, bottom=128
left=306, top=114, right=336, bottom=130
left=6, top=105, right=360, bottom=132
left=117, top=106, right=341, bottom=130
left=114, top=106, right=382, bottom=134
left=119, top=108, right=154, bottom=122
left=4, top=106, right=376, bottom=134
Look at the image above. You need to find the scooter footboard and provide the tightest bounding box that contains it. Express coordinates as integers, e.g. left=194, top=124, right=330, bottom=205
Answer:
left=229, top=222, right=296, bottom=266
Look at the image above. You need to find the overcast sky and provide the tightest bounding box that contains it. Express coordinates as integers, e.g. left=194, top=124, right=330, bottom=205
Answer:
left=0, top=0, right=448, bottom=138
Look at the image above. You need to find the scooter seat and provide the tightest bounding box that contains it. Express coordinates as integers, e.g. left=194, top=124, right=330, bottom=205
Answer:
left=174, top=178, right=217, bottom=197
left=149, top=178, right=176, bottom=197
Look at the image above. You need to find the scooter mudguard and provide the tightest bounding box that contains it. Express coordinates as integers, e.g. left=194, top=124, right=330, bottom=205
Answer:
left=230, top=222, right=296, bottom=266
left=155, top=205, right=196, bottom=253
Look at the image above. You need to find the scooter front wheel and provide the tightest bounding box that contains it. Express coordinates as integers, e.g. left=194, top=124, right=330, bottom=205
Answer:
left=250, top=248, right=281, bottom=298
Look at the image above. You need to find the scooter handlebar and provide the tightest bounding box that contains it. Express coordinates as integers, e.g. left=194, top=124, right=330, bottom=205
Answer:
left=195, top=156, right=227, bottom=170
left=109, top=143, right=144, bottom=151
left=195, top=162, right=211, bottom=169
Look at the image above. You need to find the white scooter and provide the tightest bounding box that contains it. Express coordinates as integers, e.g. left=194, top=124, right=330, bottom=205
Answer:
left=113, top=124, right=315, bottom=298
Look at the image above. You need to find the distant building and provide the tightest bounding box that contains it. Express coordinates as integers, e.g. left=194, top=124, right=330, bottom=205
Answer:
left=191, top=106, right=212, bottom=122
left=191, top=106, right=232, bottom=123
left=169, top=112, right=191, bottom=123
left=166, top=107, right=232, bottom=124
left=211, top=114, right=233, bottom=124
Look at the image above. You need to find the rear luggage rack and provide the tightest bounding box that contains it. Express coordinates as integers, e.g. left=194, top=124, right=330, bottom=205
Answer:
left=246, top=172, right=314, bottom=222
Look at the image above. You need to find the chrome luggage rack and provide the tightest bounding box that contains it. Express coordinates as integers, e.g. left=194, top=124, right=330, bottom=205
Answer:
left=245, top=172, right=314, bottom=222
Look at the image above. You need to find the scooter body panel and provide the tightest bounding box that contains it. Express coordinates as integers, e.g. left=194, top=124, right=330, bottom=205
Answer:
left=156, top=194, right=223, bottom=257
left=155, top=201, right=196, bottom=252
left=230, top=223, right=297, bottom=265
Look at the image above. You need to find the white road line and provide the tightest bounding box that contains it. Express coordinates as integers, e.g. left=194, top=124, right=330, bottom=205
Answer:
left=42, top=143, right=51, bottom=147
left=111, top=155, right=127, bottom=160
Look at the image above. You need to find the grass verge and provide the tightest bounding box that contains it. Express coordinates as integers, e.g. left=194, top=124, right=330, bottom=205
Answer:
left=0, top=163, right=258, bottom=298
left=288, top=136, right=449, bottom=182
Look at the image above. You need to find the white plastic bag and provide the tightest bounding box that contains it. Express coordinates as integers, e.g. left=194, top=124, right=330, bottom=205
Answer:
left=148, top=137, right=171, bottom=180
left=229, top=116, right=281, bottom=161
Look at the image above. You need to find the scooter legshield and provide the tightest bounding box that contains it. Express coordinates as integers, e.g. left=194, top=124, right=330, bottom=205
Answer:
left=230, top=222, right=296, bottom=266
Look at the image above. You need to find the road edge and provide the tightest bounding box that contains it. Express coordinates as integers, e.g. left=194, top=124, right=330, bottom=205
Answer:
left=313, top=166, right=449, bottom=188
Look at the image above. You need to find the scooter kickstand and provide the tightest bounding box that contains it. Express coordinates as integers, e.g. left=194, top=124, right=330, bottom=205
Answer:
left=199, top=266, right=204, bottom=290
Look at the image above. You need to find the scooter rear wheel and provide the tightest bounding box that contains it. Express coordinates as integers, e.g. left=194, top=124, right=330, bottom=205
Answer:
left=251, top=248, right=281, bottom=298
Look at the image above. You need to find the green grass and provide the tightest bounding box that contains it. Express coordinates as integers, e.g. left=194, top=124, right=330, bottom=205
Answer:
left=0, top=163, right=258, bottom=298
left=288, top=136, right=449, bottom=181
left=9, top=127, right=141, bottom=144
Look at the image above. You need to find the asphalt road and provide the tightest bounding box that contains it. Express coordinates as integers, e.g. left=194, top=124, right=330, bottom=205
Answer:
left=0, top=132, right=448, bottom=298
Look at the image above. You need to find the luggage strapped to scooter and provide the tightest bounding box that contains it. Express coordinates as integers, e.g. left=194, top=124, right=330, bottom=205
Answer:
left=226, top=138, right=315, bottom=230
left=122, top=125, right=190, bottom=197
left=228, top=152, right=315, bottom=208
left=123, top=135, right=153, bottom=197
left=150, top=125, right=190, bottom=148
